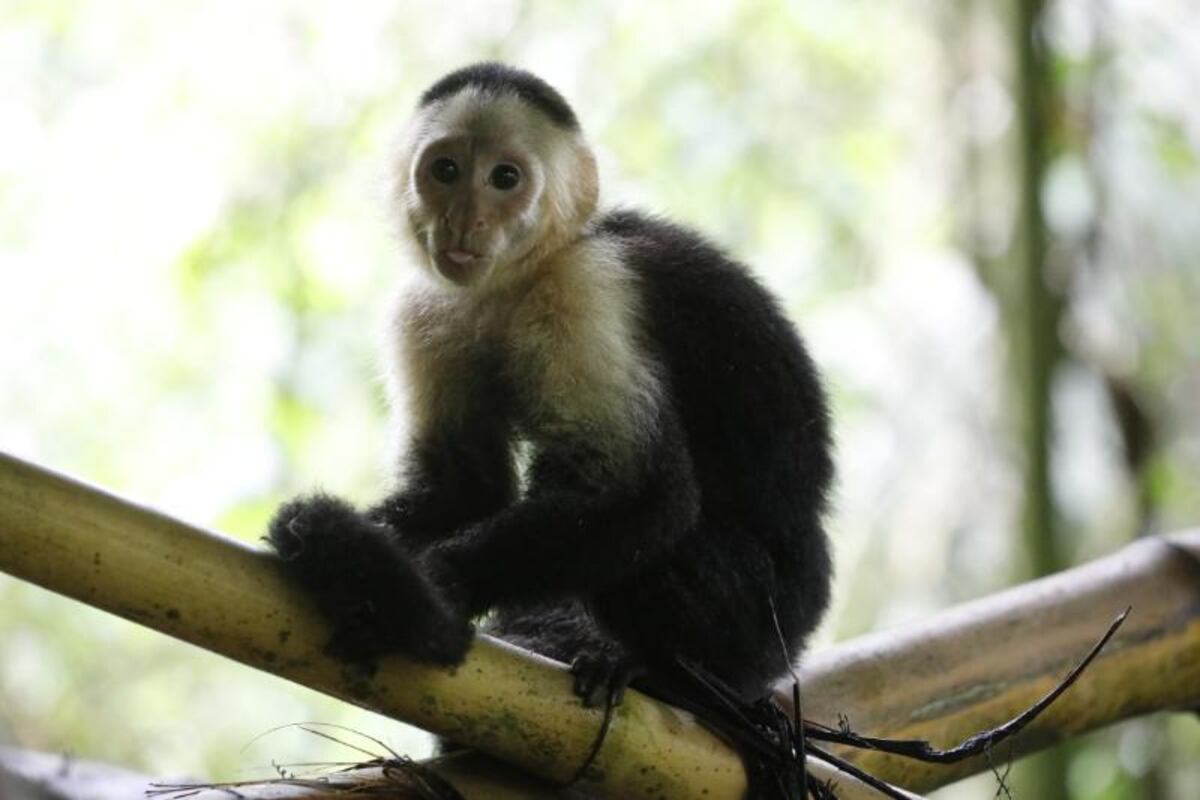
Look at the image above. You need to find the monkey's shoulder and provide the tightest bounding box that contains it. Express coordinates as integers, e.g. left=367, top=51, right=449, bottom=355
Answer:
left=592, top=209, right=746, bottom=276
left=589, top=209, right=782, bottom=312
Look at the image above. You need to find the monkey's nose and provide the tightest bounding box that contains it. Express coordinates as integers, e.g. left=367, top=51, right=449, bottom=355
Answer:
left=444, top=212, right=487, bottom=235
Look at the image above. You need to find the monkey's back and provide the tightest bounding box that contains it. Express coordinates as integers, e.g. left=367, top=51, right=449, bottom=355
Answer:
left=591, top=210, right=834, bottom=696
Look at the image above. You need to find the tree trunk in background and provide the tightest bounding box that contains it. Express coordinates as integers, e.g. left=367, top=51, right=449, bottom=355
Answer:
left=1012, top=0, right=1070, bottom=795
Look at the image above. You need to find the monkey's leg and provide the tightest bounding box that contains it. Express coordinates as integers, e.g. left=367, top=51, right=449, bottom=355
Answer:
left=429, top=602, right=640, bottom=758
left=489, top=602, right=645, bottom=708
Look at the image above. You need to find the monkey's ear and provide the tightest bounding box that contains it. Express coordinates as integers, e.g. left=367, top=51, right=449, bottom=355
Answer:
left=267, top=494, right=474, bottom=668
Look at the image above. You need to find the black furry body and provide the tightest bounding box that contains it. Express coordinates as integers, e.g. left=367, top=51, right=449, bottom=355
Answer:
left=269, top=210, right=833, bottom=707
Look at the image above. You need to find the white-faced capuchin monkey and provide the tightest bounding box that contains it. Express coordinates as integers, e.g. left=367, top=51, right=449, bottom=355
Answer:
left=268, top=63, right=834, bottom=793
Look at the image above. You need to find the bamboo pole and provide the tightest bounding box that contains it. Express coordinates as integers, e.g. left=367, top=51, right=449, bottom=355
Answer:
left=0, top=452, right=895, bottom=799
left=1, top=451, right=1197, bottom=796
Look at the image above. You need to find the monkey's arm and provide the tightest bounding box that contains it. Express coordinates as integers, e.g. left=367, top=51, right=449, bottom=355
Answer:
left=366, top=425, right=517, bottom=549
left=266, top=425, right=515, bottom=665
left=427, top=415, right=700, bottom=616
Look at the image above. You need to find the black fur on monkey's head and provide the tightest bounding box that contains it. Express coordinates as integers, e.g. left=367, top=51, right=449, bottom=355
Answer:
left=418, top=62, right=580, bottom=131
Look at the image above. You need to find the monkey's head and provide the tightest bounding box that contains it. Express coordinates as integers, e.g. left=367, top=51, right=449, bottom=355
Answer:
left=392, top=64, right=599, bottom=289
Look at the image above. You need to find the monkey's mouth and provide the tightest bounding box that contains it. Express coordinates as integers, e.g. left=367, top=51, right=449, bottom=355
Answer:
left=443, top=249, right=479, bottom=265
left=433, top=248, right=488, bottom=285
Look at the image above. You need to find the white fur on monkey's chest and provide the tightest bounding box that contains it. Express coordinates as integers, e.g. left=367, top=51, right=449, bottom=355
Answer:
left=394, top=234, right=662, bottom=456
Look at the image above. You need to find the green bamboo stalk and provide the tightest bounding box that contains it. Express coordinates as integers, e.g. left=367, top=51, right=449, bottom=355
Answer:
left=0, top=452, right=897, bottom=799
left=1011, top=1, right=1076, bottom=785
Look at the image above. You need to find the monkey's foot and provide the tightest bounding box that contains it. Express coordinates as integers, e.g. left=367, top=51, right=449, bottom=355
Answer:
left=267, top=493, right=474, bottom=668
left=570, top=649, right=645, bottom=709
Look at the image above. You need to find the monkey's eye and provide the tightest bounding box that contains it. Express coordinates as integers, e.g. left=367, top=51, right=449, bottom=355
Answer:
left=431, top=158, right=460, bottom=184
left=489, top=163, right=521, bottom=191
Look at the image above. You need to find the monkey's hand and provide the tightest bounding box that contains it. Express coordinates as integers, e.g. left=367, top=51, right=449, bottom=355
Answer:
left=267, top=493, right=474, bottom=668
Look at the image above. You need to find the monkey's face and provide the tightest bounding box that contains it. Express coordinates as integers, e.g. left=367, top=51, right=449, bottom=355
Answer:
left=395, top=91, right=598, bottom=291
left=408, top=134, right=540, bottom=287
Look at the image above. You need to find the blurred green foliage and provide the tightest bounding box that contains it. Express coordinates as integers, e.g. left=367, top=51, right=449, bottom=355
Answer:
left=0, top=0, right=1196, bottom=796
